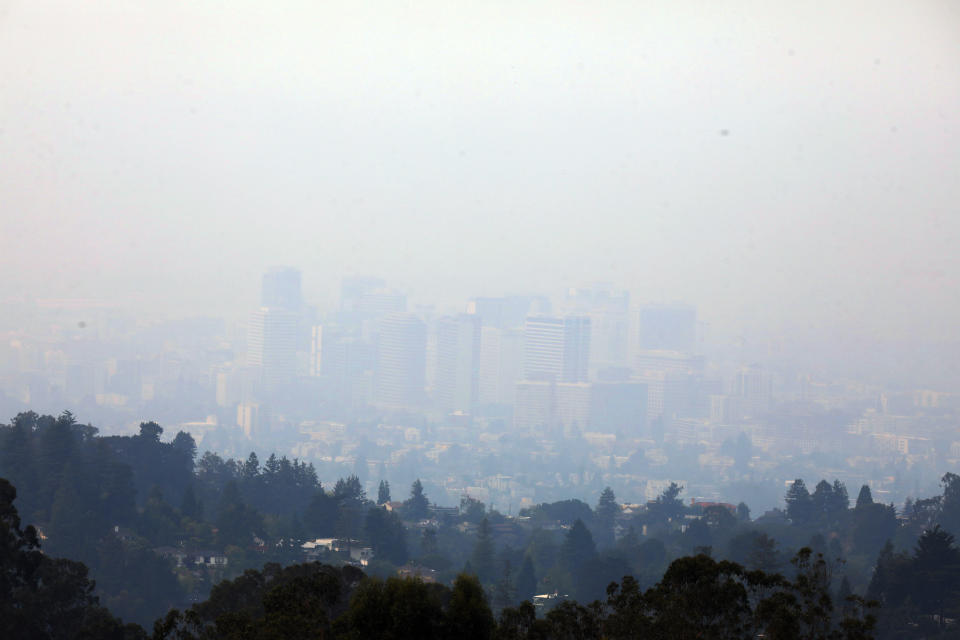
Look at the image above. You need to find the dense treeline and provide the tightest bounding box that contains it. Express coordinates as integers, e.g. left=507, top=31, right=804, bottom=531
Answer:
left=5, top=411, right=960, bottom=637
left=4, top=475, right=875, bottom=639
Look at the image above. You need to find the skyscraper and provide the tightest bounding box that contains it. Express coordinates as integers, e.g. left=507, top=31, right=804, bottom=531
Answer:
left=634, top=304, right=696, bottom=352
left=374, top=313, right=427, bottom=409
left=564, top=284, right=630, bottom=372
left=478, top=327, right=523, bottom=406
left=523, top=315, right=591, bottom=383
left=247, top=306, right=299, bottom=394
left=261, top=267, right=302, bottom=311
left=435, top=314, right=481, bottom=414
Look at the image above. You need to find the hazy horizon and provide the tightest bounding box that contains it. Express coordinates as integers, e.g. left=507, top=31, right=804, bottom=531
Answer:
left=3, top=1, right=960, bottom=386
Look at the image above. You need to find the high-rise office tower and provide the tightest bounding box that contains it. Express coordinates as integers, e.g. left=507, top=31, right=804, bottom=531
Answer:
left=478, top=327, right=523, bottom=406
left=261, top=267, right=302, bottom=311
left=340, top=276, right=405, bottom=316
left=318, top=326, right=375, bottom=409
left=247, top=307, right=299, bottom=394
left=634, top=304, right=696, bottom=352
left=523, top=315, right=591, bottom=383
left=435, top=314, right=481, bottom=414
left=564, top=284, right=630, bottom=372
left=374, top=313, right=427, bottom=409
left=467, top=295, right=551, bottom=329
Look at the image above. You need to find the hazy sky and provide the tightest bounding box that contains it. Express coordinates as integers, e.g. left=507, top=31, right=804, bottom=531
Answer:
left=2, top=1, right=959, bottom=351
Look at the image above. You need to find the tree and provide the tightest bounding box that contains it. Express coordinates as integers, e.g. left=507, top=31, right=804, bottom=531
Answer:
left=938, top=472, right=960, bottom=536
left=644, top=554, right=757, bottom=639
left=703, top=505, right=737, bottom=532
left=404, top=479, right=430, bottom=521
left=180, top=484, right=202, bottom=520
left=0, top=478, right=134, bottom=639
left=515, top=555, right=537, bottom=601
left=333, top=475, right=366, bottom=504
left=785, top=479, right=813, bottom=526
left=377, top=480, right=391, bottom=506
left=304, top=490, right=338, bottom=538
left=242, top=452, right=260, bottom=480
left=595, top=487, right=619, bottom=548
left=913, top=525, right=960, bottom=628
left=471, top=518, right=496, bottom=583
left=421, top=527, right=439, bottom=555
left=461, top=496, right=487, bottom=524
left=447, top=574, right=496, bottom=640
left=855, top=484, right=873, bottom=510
left=736, top=502, right=751, bottom=522
left=559, top=519, right=596, bottom=574
left=333, top=576, right=445, bottom=640
left=647, top=482, right=685, bottom=523
left=138, top=421, right=163, bottom=441
left=852, top=502, right=897, bottom=559
left=216, top=481, right=265, bottom=547
left=365, top=506, right=408, bottom=565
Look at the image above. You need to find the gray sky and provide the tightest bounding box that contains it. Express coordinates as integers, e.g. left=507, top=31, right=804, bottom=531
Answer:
left=2, top=1, right=959, bottom=356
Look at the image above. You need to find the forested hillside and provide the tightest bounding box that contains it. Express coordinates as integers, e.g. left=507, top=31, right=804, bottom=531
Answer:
left=3, top=411, right=960, bottom=637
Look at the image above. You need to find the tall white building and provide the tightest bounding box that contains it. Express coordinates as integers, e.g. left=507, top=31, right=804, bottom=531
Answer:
left=247, top=307, right=299, bottom=394
left=523, top=315, right=591, bottom=383
left=435, top=314, right=481, bottom=414
left=374, top=313, right=427, bottom=409
left=478, top=327, right=523, bottom=406
left=564, top=284, right=630, bottom=373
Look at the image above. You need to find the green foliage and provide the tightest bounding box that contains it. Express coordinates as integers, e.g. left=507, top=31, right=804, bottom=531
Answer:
left=377, top=480, right=391, bottom=506
left=461, top=495, right=487, bottom=524
left=365, top=506, right=408, bottom=565
left=855, top=485, right=874, bottom=510
left=0, top=478, right=139, bottom=640
left=514, top=555, right=537, bottom=601
left=559, top=519, right=596, bottom=574
left=785, top=478, right=814, bottom=525
left=403, top=479, right=430, bottom=521
left=448, top=574, right=496, bottom=640
left=519, top=499, right=593, bottom=526
left=594, top=487, right=618, bottom=548
left=471, top=518, right=496, bottom=583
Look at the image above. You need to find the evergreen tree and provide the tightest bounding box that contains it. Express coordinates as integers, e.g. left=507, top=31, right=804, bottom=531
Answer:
left=242, top=452, right=260, bottom=480
left=364, top=506, right=408, bottom=565
left=333, top=475, right=366, bottom=504
left=559, top=519, right=596, bottom=574
left=447, top=574, right=496, bottom=640
left=855, top=484, right=873, bottom=510
left=595, top=487, right=618, bottom=548
left=180, top=484, right=201, bottom=520
left=377, top=480, right=391, bottom=506
left=404, top=479, right=430, bottom=521
left=736, top=502, right=751, bottom=522
left=492, top=557, right=516, bottom=612
left=939, top=472, right=960, bottom=536
left=471, top=518, right=496, bottom=583
left=421, top=527, right=439, bottom=555
left=785, top=478, right=813, bottom=525
left=515, top=554, right=537, bottom=601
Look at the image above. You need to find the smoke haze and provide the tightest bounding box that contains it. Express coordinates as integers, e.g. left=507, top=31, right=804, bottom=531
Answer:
left=2, top=0, right=960, bottom=383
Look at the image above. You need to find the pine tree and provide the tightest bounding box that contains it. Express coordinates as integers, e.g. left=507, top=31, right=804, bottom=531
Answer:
left=471, top=518, right=495, bottom=583
left=855, top=485, right=873, bottom=510
left=559, top=519, right=596, bottom=574
left=403, top=479, right=430, bottom=520
left=595, top=487, right=618, bottom=548
left=515, top=554, right=537, bottom=600
left=736, top=502, right=751, bottom=522
left=377, top=480, right=391, bottom=505
left=785, top=479, right=813, bottom=525
left=180, top=484, right=201, bottom=520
